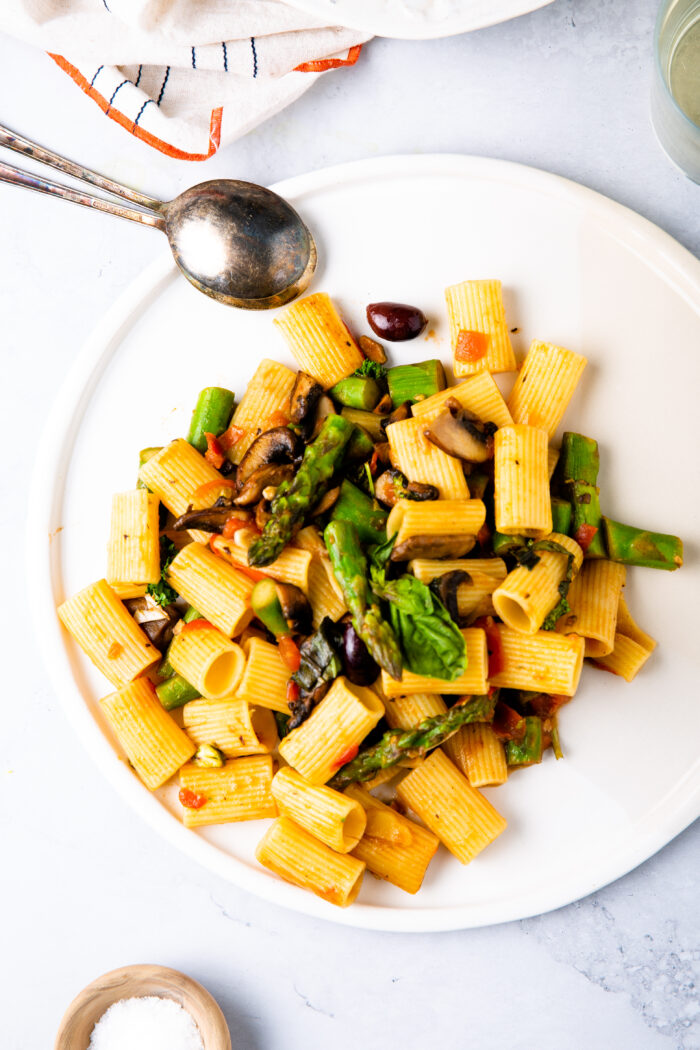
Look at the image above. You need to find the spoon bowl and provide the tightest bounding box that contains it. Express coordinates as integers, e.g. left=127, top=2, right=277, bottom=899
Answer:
left=165, top=180, right=317, bottom=308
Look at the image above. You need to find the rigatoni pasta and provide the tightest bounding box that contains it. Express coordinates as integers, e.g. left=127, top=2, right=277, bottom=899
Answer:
left=182, top=697, right=277, bottom=756
left=507, top=340, right=587, bottom=438
left=228, top=358, right=296, bottom=464
left=169, top=623, right=245, bottom=700
left=101, top=677, right=195, bottom=789
left=557, top=559, right=626, bottom=657
left=274, top=292, right=363, bottom=388
left=385, top=415, right=470, bottom=500
left=396, top=749, right=507, bottom=864
left=58, top=579, right=159, bottom=687
left=445, top=279, right=517, bottom=376
left=166, top=542, right=254, bottom=638
left=255, top=816, right=365, bottom=906
left=494, top=424, right=552, bottom=537
left=180, top=755, right=277, bottom=827
left=271, top=767, right=367, bottom=853
left=106, top=489, right=160, bottom=588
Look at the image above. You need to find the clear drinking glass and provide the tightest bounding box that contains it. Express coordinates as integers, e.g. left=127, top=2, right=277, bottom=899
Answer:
left=651, top=0, right=700, bottom=182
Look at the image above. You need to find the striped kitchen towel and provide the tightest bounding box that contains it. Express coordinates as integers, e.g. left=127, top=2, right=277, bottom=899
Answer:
left=1, top=1, right=370, bottom=160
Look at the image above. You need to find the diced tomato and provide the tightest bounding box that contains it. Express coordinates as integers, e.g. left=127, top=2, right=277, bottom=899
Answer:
left=179, top=788, right=208, bottom=810
left=278, top=635, right=301, bottom=673
left=455, top=330, right=490, bottom=363
left=218, top=424, right=245, bottom=452
left=574, top=523, right=599, bottom=554
left=286, top=680, right=300, bottom=704
left=204, top=432, right=225, bottom=469
left=107, top=641, right=123, bottom=659
left=473, top=615, right=504, bottom=677
left=492, top=702, right=526, bottom=742
left=331, top=744, right=359, bottom=769
left=476, top=522, right=492, bottom=551
left=264, top=411, right=290, bottom=431
left=527, top=693, right=571, bottom=718
left=180, top=618, right=216, bottom=634
left=369, top=447, right=381, bottom=475
left=221, top=516, right=253, bottom=540
left=208, top=534, right=268, bottom=580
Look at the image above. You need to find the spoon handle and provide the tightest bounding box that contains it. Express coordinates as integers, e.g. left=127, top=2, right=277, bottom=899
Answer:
left=0, top=122, right=162, bottom=212
left=0, top=161, right=165, bottom=229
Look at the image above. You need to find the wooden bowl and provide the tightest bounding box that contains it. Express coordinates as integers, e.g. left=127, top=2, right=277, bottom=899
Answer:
left=54, top=964, right=232, bottom=1050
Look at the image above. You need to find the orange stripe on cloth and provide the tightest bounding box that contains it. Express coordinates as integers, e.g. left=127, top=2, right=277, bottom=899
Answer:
left=49, top=54, right=223, bottom=161
left=295, top=44, right=363, bottom=74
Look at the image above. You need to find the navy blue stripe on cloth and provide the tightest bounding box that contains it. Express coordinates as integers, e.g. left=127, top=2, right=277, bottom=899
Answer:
left=135, top=64, right=143, bottom=88
left=106, top=79, right=130, bottom=115
left=157, top=66, right=171, bottom=106
left=191, top=46, right=196, bottom=69
left=222, top=41, right=228, bottom=72
left=251, top=37, right=258, bottom=77
left=90, top=65, right=104, bottom=87
left=133, top=98, right=155, bottom=128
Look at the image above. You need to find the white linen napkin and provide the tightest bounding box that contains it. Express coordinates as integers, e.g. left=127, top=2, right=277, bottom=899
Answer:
left=1, top=1, right=370, bottom=160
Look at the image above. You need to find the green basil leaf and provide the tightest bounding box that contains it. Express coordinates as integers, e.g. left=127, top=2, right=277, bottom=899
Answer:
left=373, top=574, right=466, bottom=680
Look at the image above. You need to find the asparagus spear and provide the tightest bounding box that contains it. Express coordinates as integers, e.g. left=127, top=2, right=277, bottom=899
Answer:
left=558, top=432, right=606, bottom=557
left=157, top=605, right=201, bottom=679
left=156, top=674, right=200, bottom=710
left=602, top=517, right=683, bottom=570
left=324, top=519, right=403, bottom=680
left=505, top=715, right=543, bottom=766
left=329, top=376, right=382, bottom=411
left=386, top=360, right=445, bottom=405
left=329, top=694, right=495, bottom=789
left=249, top=414, right=354, bottom=566
left=550, top=497, right=572, bottom=535
left=340, top=407, right=386, bottom=442
left=187, top=386, right=235, bottom=453
left=330, top=479, right=388, bottom=546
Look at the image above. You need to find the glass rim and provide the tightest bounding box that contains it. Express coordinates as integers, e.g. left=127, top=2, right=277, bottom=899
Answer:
left=654, top=0, right=700, bottom=135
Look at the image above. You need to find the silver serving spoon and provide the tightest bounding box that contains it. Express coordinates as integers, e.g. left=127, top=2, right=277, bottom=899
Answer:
left=0, top=123, right=316, bottom=309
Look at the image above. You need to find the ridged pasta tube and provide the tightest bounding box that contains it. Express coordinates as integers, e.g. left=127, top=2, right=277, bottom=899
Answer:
left=271, top=767, right=367, bottom=853
left=228, top=359, right=296, bottom=464
left=381, top=628, right=488, bottom=697
left=166, top=543, right=254, bottom=638
left=236, top=637, right=291, bottom=715
left=494, top=424, right=552, bottom=538
left=182, top=697, right=277, bottom=756
left=507, top=340, right=587, bottom=438
left=279, top=676, right=384, bottom=785
left=100, top=677, right=195, bottom=789
left=180, top=755, right=276, bottom=827
left=106, top=489, right=160, bottom=587
left=412, top=371, right=513, bottom=429
left=385, top=416, right=470, bottom=500
left=443, top=724, right=508, bottom=788
left=396, top=749, right=507, bottom=864
left=169, top=624, right=245, bottom=700
left=58, top=579, right=159, bottom=687
left=488, top=625, right=585, bottom=695
left=492, top=533, right=583, bottom=634
left=445, top=279, right=517, bottom=376
left=274, top=292, right=363, bottom=389
left=255, top=816, right=366, bottom=907
left=557, top=559, right=626, bottom=657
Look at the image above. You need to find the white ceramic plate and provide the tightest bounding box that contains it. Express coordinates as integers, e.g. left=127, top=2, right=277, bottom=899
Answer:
left=291, top=0, right=553, bottom=39
left=29, top=155, right=700, bottom=931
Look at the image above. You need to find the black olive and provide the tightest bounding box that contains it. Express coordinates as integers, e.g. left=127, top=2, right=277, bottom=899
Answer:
left=340, top=622, right=379, bottom=685
left=366, top=302, right=427, bottom=342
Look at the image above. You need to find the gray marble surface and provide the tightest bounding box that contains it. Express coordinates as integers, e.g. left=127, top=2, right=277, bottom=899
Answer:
left=1, top=1, right=698, bottom=1047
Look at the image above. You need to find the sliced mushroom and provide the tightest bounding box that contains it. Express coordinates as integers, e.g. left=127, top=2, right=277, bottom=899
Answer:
left=391, top=534, right=477, bottom=561
left=381, top=400, right=412, bottom=435
left=234, top=463, right=294, bottom=506
left=124, top=596, right=180, bottom=650
left=424, top=399, right=497, bottom=463
left=311, top=485, right=341, bottom=517
left=428, top=570, right=472, bottom=624
left=236, top=427, right=301, bottom=491
left=310, top=394, right=336, bottom=440
left=275, top=582, right=313, bottom=636
left=374, top=468, right=439, bottom=508
left=289, top=371, right=323, bottom=426
left=170, top=496, right=239, bottom=533
left=374, top=393, right=393, bottom=415
left=254, top=499, right=272, bottom=531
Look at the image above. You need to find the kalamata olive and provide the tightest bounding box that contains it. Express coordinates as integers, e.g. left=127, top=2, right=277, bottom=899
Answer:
left=366, top=301, right=427, bottom=342
left=339, top=622, right=379, bottom=685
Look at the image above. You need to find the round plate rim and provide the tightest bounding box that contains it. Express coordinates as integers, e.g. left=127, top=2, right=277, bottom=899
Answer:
left=28, top=153, right=700, bottom=932
left=286, top=0, right=554, bottom=39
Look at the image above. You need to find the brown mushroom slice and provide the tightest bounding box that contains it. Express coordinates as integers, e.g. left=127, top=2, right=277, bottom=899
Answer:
left=311, top=485, right=341, bottom=517
left=170, top=497, right=239, bottom=533
left=424, top=401, right=496, bottom=463
left=374, top=468, right=439, bottom=508
left=289, top=371, right=323, bottom=425
left=381, top=400, right=412, bottom=435
left=391, top=534, right=477, bottom=561
left=310, top=394, right=336, bottom=440
left=236, top=427, right=301, bottom=491
left=428, top=570, right=472, bottom=624
left=275, top=582, right=312, bottom=636
left=124, top=596, right=180, bottom=651
left=234, top=464, right=294, bottom=506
